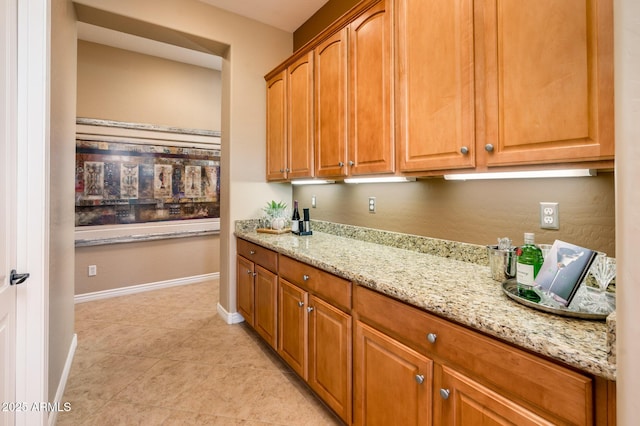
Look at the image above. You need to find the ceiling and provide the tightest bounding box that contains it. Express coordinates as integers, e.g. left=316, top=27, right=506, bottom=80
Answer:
left=197, top=0, right=329, bottom=33
left=77, top=0, right=328, bottom=70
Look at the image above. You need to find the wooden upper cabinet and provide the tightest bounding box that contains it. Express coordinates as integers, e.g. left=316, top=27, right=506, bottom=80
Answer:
left=266, top=53, right=314, bottom=182
left=396, top=0, right=476, bottom=172
left=349, top=0, right=395, bottom=176
left=266, top=70, right=287, bottom=181
left=476, top=0, right=614, bottom=167
left=287, top=52, right=315, bottom=179
left=315, top=28, right=349, bottom=178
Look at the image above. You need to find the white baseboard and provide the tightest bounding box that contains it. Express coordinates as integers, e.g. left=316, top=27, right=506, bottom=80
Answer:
left=48, top=333, right=77, bottom=426
left=74, top=273, right=220, bottom=304
left=217, top=302, right=245, bottom=325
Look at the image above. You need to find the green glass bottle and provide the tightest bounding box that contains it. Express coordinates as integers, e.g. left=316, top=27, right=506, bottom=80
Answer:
left=516, top=233, right=544, bottom=302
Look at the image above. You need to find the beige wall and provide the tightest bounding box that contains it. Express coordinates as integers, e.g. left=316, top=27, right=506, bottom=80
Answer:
left=293, top=0, right=360, bottom=50
left=50, top=0, right=78, bottom=401
left=77, top=40, right=221, bottom=130
left=75, top=40, right=222, bottom=296
left=75, top=236, right=220, bottom=295
left=294, top=173, right=616, bottom=256
left=615, top=0, right=640, bottom=420
left=72, top=0, right=294, bottom=318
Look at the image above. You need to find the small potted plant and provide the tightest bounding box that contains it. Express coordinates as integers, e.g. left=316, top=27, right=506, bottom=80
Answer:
left=262, top=200, right=288, bottom=230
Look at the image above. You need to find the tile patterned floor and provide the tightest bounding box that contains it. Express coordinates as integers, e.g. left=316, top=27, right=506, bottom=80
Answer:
left=58, top=280, right=341, bottom=425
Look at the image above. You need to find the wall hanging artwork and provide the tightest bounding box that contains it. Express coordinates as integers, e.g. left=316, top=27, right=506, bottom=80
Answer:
left=75, top=119, right=220, bottom=228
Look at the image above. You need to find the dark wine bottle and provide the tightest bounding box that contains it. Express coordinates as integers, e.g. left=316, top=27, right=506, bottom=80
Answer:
left=291, top=200, right=300, bottom=233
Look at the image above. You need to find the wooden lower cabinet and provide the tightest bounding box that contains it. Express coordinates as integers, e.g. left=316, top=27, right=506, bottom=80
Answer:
left=253, top=266, right=278, bottom=348
left=236, top=255, right=255, bottom=327
left=354, top=320, right=432, bottom=426
left=278, top=275, right=352, bottom=424
left=278, top=278, right=308, bottom=378
left=434, top=364, right=554, bottom=426
left=308, top=295, right=352, bottom=423
left=236, top=239, right=278, bottom=349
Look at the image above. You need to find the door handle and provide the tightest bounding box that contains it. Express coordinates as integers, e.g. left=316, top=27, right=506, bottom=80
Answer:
left=10, top=269, right=30, bottom=286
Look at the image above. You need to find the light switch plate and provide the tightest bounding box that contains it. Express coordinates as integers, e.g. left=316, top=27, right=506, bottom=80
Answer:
left=540, top=202, right=559, bottom=229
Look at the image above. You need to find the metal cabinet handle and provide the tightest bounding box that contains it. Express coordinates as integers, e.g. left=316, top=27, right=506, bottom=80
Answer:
left=246, top=269, right=253, bottom=275
left=286, top=168, right=290, bottom=172
left=440, top=388, right=450, bottom=400
left=348, top=160, right=355, bottom=166
left=338, top=162, right=344, bottom=167
left=460, top=146, right=469, bottom=155
left=249, top=250, right=256, bottom=255
left=427, top=333, right=437, bottom=344
left=298, top=301, right=304, bottom=307
left=415, top=374, right=425, bottom=385
left=307, top=306, right=314, bottom=313
left=485, top=144, right=494, bottom=152
left=303, top=274, right=310, bottom=281
left=279, top=168, right=284, bottom=173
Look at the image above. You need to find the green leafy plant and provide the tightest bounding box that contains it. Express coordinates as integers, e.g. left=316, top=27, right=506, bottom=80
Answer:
left=262, top=200, right=288, bottom=218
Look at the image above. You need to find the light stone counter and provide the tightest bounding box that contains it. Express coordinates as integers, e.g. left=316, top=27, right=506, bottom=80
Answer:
left=235, top=220, right=616, bottom=381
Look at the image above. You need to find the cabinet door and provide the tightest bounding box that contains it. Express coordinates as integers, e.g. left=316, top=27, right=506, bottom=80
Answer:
left=349, top=0, right=395, bottom=176
left=254, top=265, right=278, bottom=350
left=315, top=28, right=349, bottom=178
left=288, top=52, right=315, bottom=179
left=236, top=255, right=254, bottom=327
left=396, top=0, right=475, bottom=172
left=266, top=70, right=287, bottom=181
left=435, top=365, right=554, bottom=426
left=477, top=0, right=614, bottom=166
left=354, top=321, right=432, bottom=426
left=278, top=279, right=308, bottom=379
left=308, top=295, right=352, bottom=424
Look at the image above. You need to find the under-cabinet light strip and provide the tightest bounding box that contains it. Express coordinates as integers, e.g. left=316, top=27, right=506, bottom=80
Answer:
left=443, top=169, right=596, bottom=181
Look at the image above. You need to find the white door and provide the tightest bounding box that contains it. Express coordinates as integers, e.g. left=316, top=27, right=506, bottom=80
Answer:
left=1, top=0, right=18, bottom=423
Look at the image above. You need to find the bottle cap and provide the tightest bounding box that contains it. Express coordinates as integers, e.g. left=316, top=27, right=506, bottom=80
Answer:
left=524, top=232, right=535, bottom=244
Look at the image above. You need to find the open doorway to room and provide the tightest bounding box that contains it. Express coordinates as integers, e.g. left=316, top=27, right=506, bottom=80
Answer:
left=73, top=22, right=223, bottom=300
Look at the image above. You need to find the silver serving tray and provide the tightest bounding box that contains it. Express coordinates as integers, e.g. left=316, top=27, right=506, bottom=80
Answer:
left=502, top=279, right=608, bottom=321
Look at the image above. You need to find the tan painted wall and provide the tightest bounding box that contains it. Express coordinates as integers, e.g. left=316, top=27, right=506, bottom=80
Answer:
left=615, top=0, right=640, bottom=420
left=75, top=40, right=222, bottom=296
left=294, top=173, right=616, bottom=256
left=50, top=0, right=78, bottom=401
left=77, top=40, right=222, bottom=130
left=293, top=0, right=360, bottom=50
left=75, top=236, right=220, bottom=295
left=73, top=0, right=294, bottom=317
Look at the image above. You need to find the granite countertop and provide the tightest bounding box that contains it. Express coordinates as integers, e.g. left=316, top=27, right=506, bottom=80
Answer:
left=235, top=220, right=616, bottom=381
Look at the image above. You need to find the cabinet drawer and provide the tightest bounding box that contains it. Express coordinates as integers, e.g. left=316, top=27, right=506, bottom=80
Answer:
left=279, top=255, right=351, bottom=311
left=355, top=285, right=593, bottom=425
left=237, top=239, right=278, bottom=273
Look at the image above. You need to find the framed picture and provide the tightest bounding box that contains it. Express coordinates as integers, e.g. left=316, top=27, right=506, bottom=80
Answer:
left=74, top=118, right=221, bottom=241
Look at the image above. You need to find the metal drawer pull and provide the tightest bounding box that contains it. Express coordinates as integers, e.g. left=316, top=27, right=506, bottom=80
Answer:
left=460, top=146, right=469, bottom=154
left=338, top=162, right=344, bottom=167
left=246, top=270, right=253, bottom=275
left=485, top=143, right=494, bottom=152
left=415, top=374, right=425, bottom=385
left=298, top=301, right=304, bottom=307
left=249, top=250, right=256, bottom=255
left=307, top=306, right=314, bottom=313
left=303, top=274, right=310, bottom=281
left=427, top=333, right=437, bottom=344
left=440, top=388, right=450, bottom=400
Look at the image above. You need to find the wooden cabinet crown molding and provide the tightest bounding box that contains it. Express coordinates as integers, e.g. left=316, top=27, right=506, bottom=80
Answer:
left=264, top=0, right=382, bottom=81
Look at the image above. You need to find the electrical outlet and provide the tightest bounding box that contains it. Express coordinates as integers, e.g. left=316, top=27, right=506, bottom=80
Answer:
left=312, top=195, right=317, bottom=208
left=88, top=265, right=97, bottom=277
left=540, top=202, right=559, bottom=230
left=368, top=197, right=376, bottom=213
